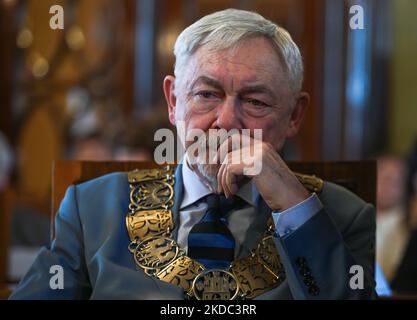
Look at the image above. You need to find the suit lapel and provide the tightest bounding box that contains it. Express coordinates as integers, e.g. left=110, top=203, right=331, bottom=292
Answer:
left=171, top=163, right=183, bottom=241
left=228, top=191, right=272, bottom=258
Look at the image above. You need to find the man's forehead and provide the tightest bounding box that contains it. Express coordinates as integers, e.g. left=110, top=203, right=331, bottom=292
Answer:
left=182, top=39, right=287, bottom=88
left=189, top=74, right=277, bottom=96
left=193, top=40, right=282, bottom=70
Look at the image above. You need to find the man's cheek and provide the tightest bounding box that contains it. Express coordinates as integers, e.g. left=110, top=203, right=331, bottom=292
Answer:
left=186, top=115, right=214, bottom=134
left=263, top=121, right=288, bottom=147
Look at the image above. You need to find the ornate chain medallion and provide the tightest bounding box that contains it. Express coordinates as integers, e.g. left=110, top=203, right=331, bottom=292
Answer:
left=192, top=269, right=239, bottom=300
left=125, top=165, right=291, bottom=300
left=134, top=236, right=180, bottom=273
left=130, top=180, right=173, bottom=210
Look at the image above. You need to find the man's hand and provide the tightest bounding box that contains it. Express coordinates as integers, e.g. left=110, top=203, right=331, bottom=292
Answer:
left=215, top=136, right=310, bottom=211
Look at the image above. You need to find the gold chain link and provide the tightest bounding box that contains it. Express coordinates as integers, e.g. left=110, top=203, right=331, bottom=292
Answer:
left=125, top=165, right=286, bottom=300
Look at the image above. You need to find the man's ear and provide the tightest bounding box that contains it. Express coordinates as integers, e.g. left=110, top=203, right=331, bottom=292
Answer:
left=285, top=92, right=309, bottom=139
left=163, top=75, right=177, bottom=126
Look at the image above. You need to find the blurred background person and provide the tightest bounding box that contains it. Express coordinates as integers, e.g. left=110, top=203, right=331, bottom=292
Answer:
left=376, top=155, right=409, bottom=283
left=113, top=106, right=172, bottom=162
left=64, top=105, right=113, bottom=161
left=391, top=140, right=417, bottom=294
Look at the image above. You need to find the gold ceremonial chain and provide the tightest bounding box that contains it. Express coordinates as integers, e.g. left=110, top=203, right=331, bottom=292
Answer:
left=125, top=165, right=287, bottom=300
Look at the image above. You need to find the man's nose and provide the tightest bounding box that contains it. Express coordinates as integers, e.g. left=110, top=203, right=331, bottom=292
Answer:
left=214, top=97, right=242, bottom=130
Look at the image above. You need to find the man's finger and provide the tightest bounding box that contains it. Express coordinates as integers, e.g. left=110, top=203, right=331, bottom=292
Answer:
left=225, top=165, right=239, bottom=196
left=214, top=132, right=243, bottom=164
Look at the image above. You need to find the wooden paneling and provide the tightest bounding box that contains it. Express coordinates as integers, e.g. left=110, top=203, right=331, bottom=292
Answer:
left=389, top=0, right=417, bottom=156
left=4, top=0, right=137, bottom=218
left=0, top=1, right=17, bottom=142
left=0, top=189, right=13, bottom=284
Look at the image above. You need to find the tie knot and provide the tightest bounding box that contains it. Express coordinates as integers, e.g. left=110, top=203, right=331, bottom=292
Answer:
left=205, top=194, right=244, bottom=216
left=205, top=194, right=220, bottom=210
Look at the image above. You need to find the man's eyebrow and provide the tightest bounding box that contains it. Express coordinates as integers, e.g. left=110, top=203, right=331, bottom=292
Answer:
left=189, top=77, right=277, bottom=99
left=239, top=85, right=276, bottom=98
left=189, top=76, right=223, bottom=91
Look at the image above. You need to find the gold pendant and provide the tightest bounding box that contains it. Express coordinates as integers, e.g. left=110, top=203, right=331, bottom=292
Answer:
left=191, top=269, right=240, bottom=300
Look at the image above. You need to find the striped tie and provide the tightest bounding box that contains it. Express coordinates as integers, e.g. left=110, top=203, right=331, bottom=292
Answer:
left=187, top=194, right=242, bottom=269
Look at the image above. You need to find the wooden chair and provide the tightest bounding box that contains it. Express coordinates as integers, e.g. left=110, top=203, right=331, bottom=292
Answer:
left=51, top=160, right=376, bottom=237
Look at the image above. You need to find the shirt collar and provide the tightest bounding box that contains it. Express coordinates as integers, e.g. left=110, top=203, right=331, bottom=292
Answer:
left=180, top=154, right=212, bottom=209
left=180, top=154, right=258, bottom=209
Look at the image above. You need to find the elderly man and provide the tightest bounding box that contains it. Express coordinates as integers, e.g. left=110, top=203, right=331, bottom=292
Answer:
left=10, top=9, right=376, bottom=300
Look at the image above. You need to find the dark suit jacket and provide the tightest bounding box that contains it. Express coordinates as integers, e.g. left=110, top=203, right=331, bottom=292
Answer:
left=391, top=229, right=417, bottom=294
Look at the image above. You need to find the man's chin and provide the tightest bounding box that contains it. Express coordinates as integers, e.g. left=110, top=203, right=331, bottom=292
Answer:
left=192, top=162, right=220, bottom=193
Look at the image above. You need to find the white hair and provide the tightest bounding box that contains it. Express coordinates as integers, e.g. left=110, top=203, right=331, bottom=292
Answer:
left=173, top=8, right=304, bottom=93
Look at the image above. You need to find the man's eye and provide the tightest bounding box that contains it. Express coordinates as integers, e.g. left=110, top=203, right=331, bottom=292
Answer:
left=244, top=98, right=268, bottom=107
left=196, top=91, right=218, bottom=99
